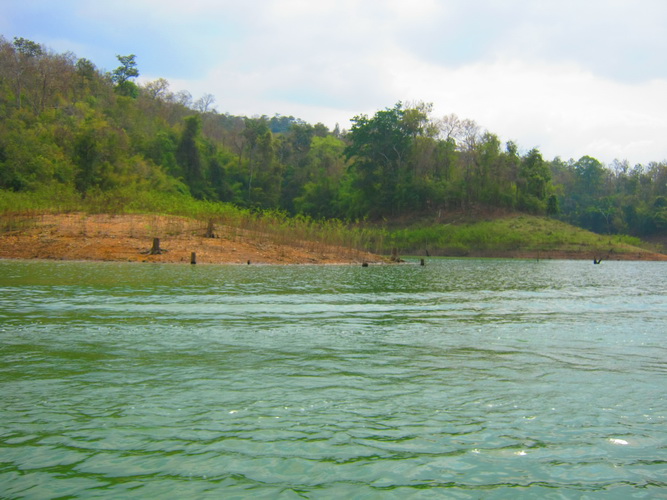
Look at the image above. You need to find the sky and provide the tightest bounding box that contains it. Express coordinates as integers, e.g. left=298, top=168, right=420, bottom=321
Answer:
left=2, top=0, right=667, bottom=164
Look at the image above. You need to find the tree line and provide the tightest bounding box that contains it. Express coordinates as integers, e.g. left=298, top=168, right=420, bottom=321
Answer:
left=1, top=36, right=666, bottom=237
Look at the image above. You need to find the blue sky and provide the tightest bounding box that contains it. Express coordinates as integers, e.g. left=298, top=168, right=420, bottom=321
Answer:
left=2, top=0, right=667, bottom=164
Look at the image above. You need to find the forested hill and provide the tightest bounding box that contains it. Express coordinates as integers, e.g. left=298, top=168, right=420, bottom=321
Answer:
left=1, top=36, right=666, bottom=238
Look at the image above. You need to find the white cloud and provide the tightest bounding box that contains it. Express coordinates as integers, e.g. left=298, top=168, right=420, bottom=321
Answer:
left=6, top=0, right=667, bottom=163
left=165, top=36, right=667, bottom=163
left=386, top=53, right=667, bottom=162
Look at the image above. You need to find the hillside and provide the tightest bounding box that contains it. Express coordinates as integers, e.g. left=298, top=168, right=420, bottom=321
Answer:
left=1, top=35, right=666, bottom=254
left=393, top=214, right=667, bottom=261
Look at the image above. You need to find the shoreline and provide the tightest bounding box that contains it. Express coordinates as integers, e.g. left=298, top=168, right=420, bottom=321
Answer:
left=0, top=213, right=384, bottom=265
left=1, top=213, right=666, bottom=264
left=431, top=250, right=667, bottom=262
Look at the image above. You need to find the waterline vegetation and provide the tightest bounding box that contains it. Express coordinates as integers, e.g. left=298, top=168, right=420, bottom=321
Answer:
left=1, top=187, right=662, bottom=262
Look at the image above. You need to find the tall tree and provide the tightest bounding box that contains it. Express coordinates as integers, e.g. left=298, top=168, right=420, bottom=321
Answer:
left=345, top=102, right=413, bottom=216
left=75, top=58, right=98, bottom=99
left=9, top=37, right=43, bottom=109
left=176, top=115, right=206, bottom=197
left=518, top=148, right=551, bottom=213
left=194, top=93, right=216, bottom=113
left=242, top=117, right=274, bottom=206
left=574, top=155, right=606, bottom=200
left=142, top=78, right=171, bottom=101
left=293, top=135, right=346, bottom=218
left=111, top=54, right=139, bottom=97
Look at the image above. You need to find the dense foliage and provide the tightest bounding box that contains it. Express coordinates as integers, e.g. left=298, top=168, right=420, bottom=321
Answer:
left=1, top=36, right=666, bottom=237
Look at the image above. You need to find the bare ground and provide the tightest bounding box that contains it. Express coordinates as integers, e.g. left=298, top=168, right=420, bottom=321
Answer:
left=0, top=213, right=385, bottom=265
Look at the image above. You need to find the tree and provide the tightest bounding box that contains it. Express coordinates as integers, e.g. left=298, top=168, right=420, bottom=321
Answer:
left=402, top=101, right=434, bottom=139
left=111, top=54, right=139, bottom=97
left=476, top=132, right=503, bottom=205
left=546, top=194, right=560, bottom=217
left=276, top=122, right=317, bottom=211
left=73, top=116, right=130, bottom=194
left=456, top=118, right=481, bottom=206
left=194, top=93, right=216, bottom=113
left=174, top=89, right=192, bottom=107
left=293, top=135, right=346, bottom=218
left=437, top=113, right=462, bottom=143
left=518, top=148, right=551, bottom=212
left=8, top=37, right=44, bottom=109
left=345, top=102, right=413, bottom=216
left=75, top=58, right=98, bottom=98
left=35, top=50, right=76, bottom=112
left=207, top=152, right=237, bottom=202
left=13, top=37, right=42, bottom=58
left=176, top=115, right=206, bottom=197
left=574, top=155, right=606, bottom=199
left=142, top=78, right=171, bottom=101
left=242, top=117, right=274, bottom=205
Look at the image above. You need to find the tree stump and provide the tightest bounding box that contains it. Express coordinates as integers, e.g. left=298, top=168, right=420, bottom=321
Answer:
left=191, top=252, right=197, bottom=265
left=149, top=238, right=162, bottom=255
left=390, top=247, right=404, bottom=263
left=204, top=219, right=216, bottom=238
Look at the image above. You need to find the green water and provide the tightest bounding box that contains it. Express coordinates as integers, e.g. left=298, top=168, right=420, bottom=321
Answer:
left=1, top=259, right=666, bottom=499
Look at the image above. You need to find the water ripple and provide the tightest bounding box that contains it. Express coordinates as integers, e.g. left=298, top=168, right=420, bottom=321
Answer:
left=1, top=259, right=667, bottom=497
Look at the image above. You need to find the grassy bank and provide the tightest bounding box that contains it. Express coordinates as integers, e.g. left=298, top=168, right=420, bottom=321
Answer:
left=377, top=216, right=660, bottom=258
left=1, top=187, right=664, bottom=260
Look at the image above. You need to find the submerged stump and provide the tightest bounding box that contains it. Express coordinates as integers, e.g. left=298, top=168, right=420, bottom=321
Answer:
left=390, top=247, right=404, bottom=263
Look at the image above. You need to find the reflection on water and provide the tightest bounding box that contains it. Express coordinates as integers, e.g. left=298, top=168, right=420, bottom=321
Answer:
left=1, top=259, right=666, bottom=498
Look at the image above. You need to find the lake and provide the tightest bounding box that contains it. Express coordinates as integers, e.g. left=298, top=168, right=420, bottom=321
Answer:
left=1, top=259, right=666, bottom=498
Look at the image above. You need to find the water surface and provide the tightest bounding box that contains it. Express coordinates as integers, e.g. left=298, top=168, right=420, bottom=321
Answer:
left=1, top=259, right=666, bottom=498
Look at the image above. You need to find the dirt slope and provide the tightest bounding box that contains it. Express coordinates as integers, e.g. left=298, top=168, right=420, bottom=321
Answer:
left=0, top=214, right=383, bottom=265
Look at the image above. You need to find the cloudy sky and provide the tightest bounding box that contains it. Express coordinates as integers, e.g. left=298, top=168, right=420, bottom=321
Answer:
left=2, top=0, right=666, bottom=164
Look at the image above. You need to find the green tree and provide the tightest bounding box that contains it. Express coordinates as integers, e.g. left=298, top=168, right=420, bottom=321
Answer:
left=207, top=151, right=238, bottom=202
left=574, top=156, right=606, bottom=200
left=476, top=132, right=501, bottom=205
left=0, top=117, right=73, bottom=190
left=518, top=148, right=551, bottom=213
left=293, top=135, right=346, bottom=218
left=73, top=114, right=130, bottom=194
left=242, top=117, right=274, bottom=206
left=345, top=102, right=413, bottom=217
left=111, top=54, right=139, bottom=97
left=277, top=122, right=317, bottom=212
left=546, top=194, right=560, bottom=217
left=176, top=115, right=206, bottom=198
left=74, top=58, right=99, bottom=100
